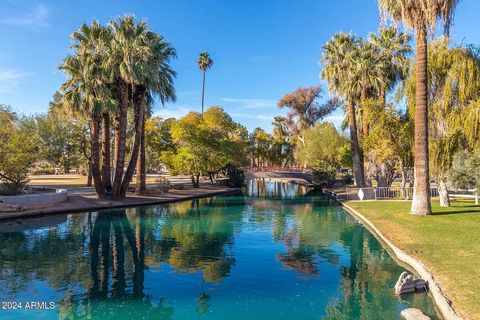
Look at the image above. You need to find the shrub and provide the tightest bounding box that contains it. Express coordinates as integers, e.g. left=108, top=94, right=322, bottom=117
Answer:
left=155, top=176, right=171, bottom=193
left=221, top=164, right=245, bottom=188
left=311, top=161, right=336, bottom=190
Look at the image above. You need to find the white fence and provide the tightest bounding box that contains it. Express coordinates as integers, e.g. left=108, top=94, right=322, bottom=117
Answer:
left=346, top=186, right=477, bottom=203
left=375, top=187, right=439, bottom=200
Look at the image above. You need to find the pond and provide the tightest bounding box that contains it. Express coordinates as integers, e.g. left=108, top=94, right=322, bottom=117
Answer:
left=0, top=180, right=438, bottom=319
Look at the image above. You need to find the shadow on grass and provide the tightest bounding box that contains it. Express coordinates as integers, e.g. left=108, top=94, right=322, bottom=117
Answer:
left=431, top=208, right=480, bottom=216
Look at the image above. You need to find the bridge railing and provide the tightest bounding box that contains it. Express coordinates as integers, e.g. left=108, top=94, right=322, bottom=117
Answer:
left=244, top=166, right=311, bottom=173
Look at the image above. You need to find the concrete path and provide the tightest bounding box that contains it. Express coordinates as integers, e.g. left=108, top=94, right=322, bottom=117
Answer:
left=0, top=184, right=240, bottom=221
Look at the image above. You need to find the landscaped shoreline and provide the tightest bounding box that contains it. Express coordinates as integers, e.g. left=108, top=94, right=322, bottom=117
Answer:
left=338, top=199, right=480, bottom=320
left=0, top=185, right=240, bottom=221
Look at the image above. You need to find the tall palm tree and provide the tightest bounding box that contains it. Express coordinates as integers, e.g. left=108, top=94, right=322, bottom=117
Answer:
left=106, top=15, right=154, bottom=199
left=368, top=26, right=412, bottom=107
left=134, top=31, right=177, bottom=196
left=197, top=52, right=213, bottom=117
left=60, top=20, right=114, bottom=198
left=379, top=0, right=459, bottom=215
left=322, top=33, right=366, bottom=188
left=351, top=42, right=386, bottom=136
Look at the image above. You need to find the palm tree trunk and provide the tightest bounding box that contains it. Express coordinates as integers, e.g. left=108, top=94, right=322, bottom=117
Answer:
left=411, top=25, right=432, bottom=215
left=135, top=112, right=146, bottom=196
left=90, top=113, right=105, bottom=198
left=87, top=161, right=93, bottom=187
left=201, top=70, right=206, bottom=117
left=120, top=85, right=146, bottom=197
left=361, top=87, right=369, bottom=136
left=112, top=80, right=129, bottom=199
left=348, top=98, right=366, bottom=188
left=101, top=112, right=112, bottom=193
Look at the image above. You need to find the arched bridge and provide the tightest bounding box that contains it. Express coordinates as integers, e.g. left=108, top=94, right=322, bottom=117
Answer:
left=244, top=166, right=314, bottom=183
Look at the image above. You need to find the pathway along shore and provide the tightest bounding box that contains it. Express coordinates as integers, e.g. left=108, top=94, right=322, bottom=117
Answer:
left=0, top=184, right=240, bottom=221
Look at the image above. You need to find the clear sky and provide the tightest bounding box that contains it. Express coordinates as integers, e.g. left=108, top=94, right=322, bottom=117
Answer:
left=0, top=0, right=479, bottom=132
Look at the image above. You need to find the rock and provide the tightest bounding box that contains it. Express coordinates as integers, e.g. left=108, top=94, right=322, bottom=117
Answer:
left=400, top=308, right=431, bottom=320
left=395, top=271, right=427, bottom=295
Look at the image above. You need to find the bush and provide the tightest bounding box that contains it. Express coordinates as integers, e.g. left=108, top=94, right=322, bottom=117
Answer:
left=221, top=164, right=245, bottom=188
left=340, top=173, right=353, bottom=185
left=155, top=176, right=171, bottom=193
left=29, top=163, right=57, bottom=175
left=0, top=174, right=29, bottom=195
left=311, top=161, right=336, bottom=190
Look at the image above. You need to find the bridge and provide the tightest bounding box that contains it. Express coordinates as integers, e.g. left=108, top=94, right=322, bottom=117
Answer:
left=244, top=166, right=314, bottom=183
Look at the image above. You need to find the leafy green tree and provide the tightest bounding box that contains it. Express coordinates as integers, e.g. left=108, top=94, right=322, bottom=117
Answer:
left=249, top=128, right=272, bottom=167
left=162, top=107, right=246, bottom=187
left=448, top=150, right=480, bottom=190
left=379, top=0, right=460, bottom=215
left=363, top=106, right=413, bottom=187
left=197, top=52, right=213, bottom=117
left=144, top=117, right=176, bottom=171
left=37, top=111, right=83, bottom=174
left=0, top=106, right=38, bottom=194
left=294, top=122, right=345, bottom=170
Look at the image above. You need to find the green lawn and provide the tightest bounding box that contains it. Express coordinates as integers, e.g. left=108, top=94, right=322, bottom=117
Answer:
left=346, top=200, right=480, bottom=320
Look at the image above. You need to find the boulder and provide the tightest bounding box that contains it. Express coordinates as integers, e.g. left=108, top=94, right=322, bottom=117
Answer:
left=400, top=308, right=431, bottom=320
left=395, top=271, right=427, bottom=295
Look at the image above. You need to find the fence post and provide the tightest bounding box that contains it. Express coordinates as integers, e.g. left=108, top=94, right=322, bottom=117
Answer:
left=475, top=191, right=478, bottom=206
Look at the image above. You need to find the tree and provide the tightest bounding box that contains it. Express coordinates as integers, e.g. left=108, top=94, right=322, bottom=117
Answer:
left=197, top=52, right=213, bottom=117
left=37, top=111, right=83, bottom=174
left=449, top=150, right=480, bottom=191
left=379, top=0, right=460, bottom=215
left=368, top=26, right=412, bottom=107
left=294, top=122, right=345, bottom=170
left=60, top=20, right=114, bottom=198
left=0, top=106, right=38, bottom=194
left=322, top=33, right=366, bottom=187
left=351, top=41, right=386, bottom=137
left=144, top=117, right=176, bottom=172
left=133, top=30, right=177, bottom=196
left=271, top=116, right=295, bottom=166
left=363, top=106, right=413, bottom=188
left=277, top=86, right=337, bottom=147
left=404, top=39, right=480, bottom=206
left=162, top=107, right=246, bottom=187
left=60, top=16, right=176, bottom=199
left=250, top=128, right=272, bottom=167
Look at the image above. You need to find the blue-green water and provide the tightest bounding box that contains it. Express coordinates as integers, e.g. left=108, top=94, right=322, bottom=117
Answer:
left=0, top=180, right=438, bottom=319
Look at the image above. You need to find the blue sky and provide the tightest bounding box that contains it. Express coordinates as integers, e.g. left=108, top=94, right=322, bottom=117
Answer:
left=0, top=0, right=479, bottom=132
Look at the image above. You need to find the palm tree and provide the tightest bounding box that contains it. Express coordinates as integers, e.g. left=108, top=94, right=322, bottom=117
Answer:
left=350, top=42, right=386, bottom=136
left=60, top=20, right=114, bottom=198
left=322, top=33, right=366, bottom=187
left=197, top=52, right=213, bottom=117
left=134, top=31, right=177, bottom=196
left=379, top=0, right=459, bottom=215
left=368, top=26, right=412, bottom=107
left=106, top=15, right=155, bottom=199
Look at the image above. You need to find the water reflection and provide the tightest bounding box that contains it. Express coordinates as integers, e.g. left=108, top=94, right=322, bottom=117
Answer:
left=0, top=180, right=438, bottom=319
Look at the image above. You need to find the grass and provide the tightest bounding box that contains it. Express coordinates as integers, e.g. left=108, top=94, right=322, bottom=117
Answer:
left=346, top=199, right=480, bottom=320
